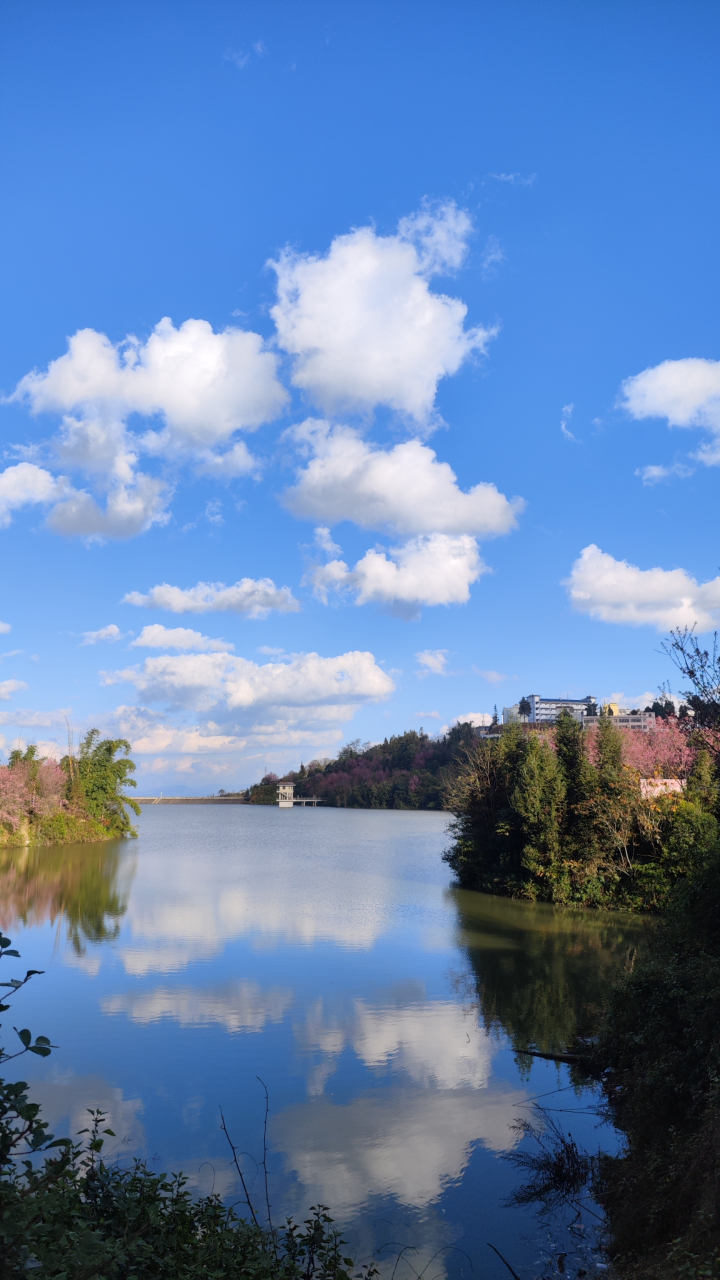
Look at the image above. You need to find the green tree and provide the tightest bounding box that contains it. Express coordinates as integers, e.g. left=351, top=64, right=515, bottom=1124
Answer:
left=63, top=730, right=140, bottom=836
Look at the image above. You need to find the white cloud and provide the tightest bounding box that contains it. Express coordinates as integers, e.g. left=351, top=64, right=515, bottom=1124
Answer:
left=416, top=649, right=449, bottom=675
left=0, top=680, right=27, bottom=700
left=0, top=462, right=59, bottom=527
left=130, top=725, right=247, bottom=754
left=46, top=473, right=170, bottom=540
left=124, top=578, right=299, bottom=618
left=0, top=707, right=71, bottom=727
left=489, top=172, right=536, bottom=186
left=7, top=317, right=285, bottom=539
left=0, top=623, right=10, bottom=634
left=0, top=706, right=70, bottom=727
left=475, top=669, right=507, bottom=683
left=620, top=357, right=720, bottom=465
left=130, top=624, right=234, bottom=652
left=195, top=441, right=257, bottom=478
left=270, top=201, right=494, bottom=422
left=105, top=649, right=395, bottom=717
left=80, top=624, right=122, bottom=645
left=479, top=234, right=505, bottom=276
left=565, top=543, right=720, bottom=631
left=310, top=534, right=485, bottom=613
left=13, top=317, right=287, bottom=448
left=81, top=622, right=121, bottom=645
left=285, top=422, right=523, bottom=537
left=560, top=402, right=576, bottom=441
left=312, top=526, right=342, bottom=556
left=635, top=462, right=693, bottom=485
left=456, top=712, right=493, bottom=727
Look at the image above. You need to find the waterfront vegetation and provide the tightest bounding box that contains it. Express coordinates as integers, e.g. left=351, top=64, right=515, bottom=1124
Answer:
left=444, top=712, right=719, bottom=910
left=0, top=730, right=139, bottom=848
left=244, top=723, right=476, bottom=808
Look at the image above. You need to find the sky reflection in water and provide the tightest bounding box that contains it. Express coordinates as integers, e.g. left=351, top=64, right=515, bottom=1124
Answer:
left=1, top=806, right=647, bottom=1279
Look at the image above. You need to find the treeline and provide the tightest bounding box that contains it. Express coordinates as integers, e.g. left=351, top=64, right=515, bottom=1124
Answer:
left=245, top=723, right=477, bottom=809
left=444, top=711, right=719, bottom=910
left=0, top=730, right=139, bottom=846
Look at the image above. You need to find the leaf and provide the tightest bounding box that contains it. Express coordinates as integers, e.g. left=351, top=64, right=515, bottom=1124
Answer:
left=103, top=1128, right=116, bottom=1137
left=35, top=1036, right=51, bottom=1046
left=29, top=1045, right=51, bottom=1057
left=0, top=935, right=11, bottom=948
left=0, top=1003, right=9, bottom=1012
left=17, top=1028, right=32, bottom=1048
left=25, top=970, right=44, bottom=978
left=3, top=950, right=19, bottom=957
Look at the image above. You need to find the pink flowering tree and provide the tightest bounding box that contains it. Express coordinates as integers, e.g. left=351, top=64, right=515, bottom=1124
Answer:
left=619, top=719, right=696, bottom=779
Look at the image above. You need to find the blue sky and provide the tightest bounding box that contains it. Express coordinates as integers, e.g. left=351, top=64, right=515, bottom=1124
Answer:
left=1, top=0, right=719, bottom=791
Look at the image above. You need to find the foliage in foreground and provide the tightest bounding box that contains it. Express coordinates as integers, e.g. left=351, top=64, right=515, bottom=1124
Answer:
left=0, top=731, right=139, bottom=847
left=444, top=712, right=720, bottom=909
left=0, top=933, right=370, bottom=1280
left=246, top=724, right=476, bottom=809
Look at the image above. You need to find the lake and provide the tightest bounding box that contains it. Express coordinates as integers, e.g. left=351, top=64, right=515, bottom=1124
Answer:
left=1, top=805, right=648, bottom=1279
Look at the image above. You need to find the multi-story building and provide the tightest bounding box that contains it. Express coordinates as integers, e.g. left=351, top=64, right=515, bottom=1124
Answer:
left=502, top=696, right=657, bottom=731
left=503, top=695, right=596, bottom=724
left=584, top=710, right=656, bottom=731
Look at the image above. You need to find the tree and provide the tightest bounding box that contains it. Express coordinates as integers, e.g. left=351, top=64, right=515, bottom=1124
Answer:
left=62, top=730, right=140, bottom=836
left=663, top=628, right=720, bottom=730
left=518, top=697, right=531, bottom=719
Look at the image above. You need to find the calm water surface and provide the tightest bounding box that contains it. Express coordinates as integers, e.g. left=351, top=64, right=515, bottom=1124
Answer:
left=2, top=807, right=649, bottom=1279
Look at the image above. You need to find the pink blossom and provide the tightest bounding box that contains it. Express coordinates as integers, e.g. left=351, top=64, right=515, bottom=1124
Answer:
left=618, top=719, right=696, bottom=779
left=0, top=766, right=32, bottom=830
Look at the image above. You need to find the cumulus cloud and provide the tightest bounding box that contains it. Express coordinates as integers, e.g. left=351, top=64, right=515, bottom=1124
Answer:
left=0, top=680, right=27, bottom=701
left=7, top=317, right=286, bottom=538
left=124, top=578, right=299, bottom=618
left=620, top=357, right=720, bottom=465
left=309, top=534, right=485, bottom=613
left=80, top=624, right=122, bottom=645
left=416, top=649, right=449, bottom=675
left=475, top=669, right=507, bottom=683
left=455, top=712, right=493, bottom=727
left=0, top=462, right=59, bottom=527
left=104, top=649, right=395, bottom=718
left=565, top=544, right=720, bottom=631
left=13, top=317, right=287, bottom=447
left=0, top=623, right=10, bottom=635
left=285, top=422, right=522, bottom=537
left=195, top=441, right=257, bottom=478
left=130, top=625, right=233, bottom=652
left=270, top=201, right=494, bottom=422
left=45, top=473, right=170, bottom=540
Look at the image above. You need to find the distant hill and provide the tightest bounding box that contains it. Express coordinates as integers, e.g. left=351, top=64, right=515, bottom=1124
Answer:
left=245, top=723, right=477, bottom=809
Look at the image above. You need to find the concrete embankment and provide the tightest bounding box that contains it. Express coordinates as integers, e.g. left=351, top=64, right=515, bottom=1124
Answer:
left=135, top=797, right=248, bottom=805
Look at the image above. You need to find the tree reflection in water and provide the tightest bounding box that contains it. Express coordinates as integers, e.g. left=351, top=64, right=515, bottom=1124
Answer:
left=0, top=841, right=133, bottom=953
left=449, top=886, right=653, bottom=1058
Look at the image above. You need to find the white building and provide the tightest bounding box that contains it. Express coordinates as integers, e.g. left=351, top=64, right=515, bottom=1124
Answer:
left=503, top=695, right=596, bottom=724
left=277, top=783, right=294, bottom=808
